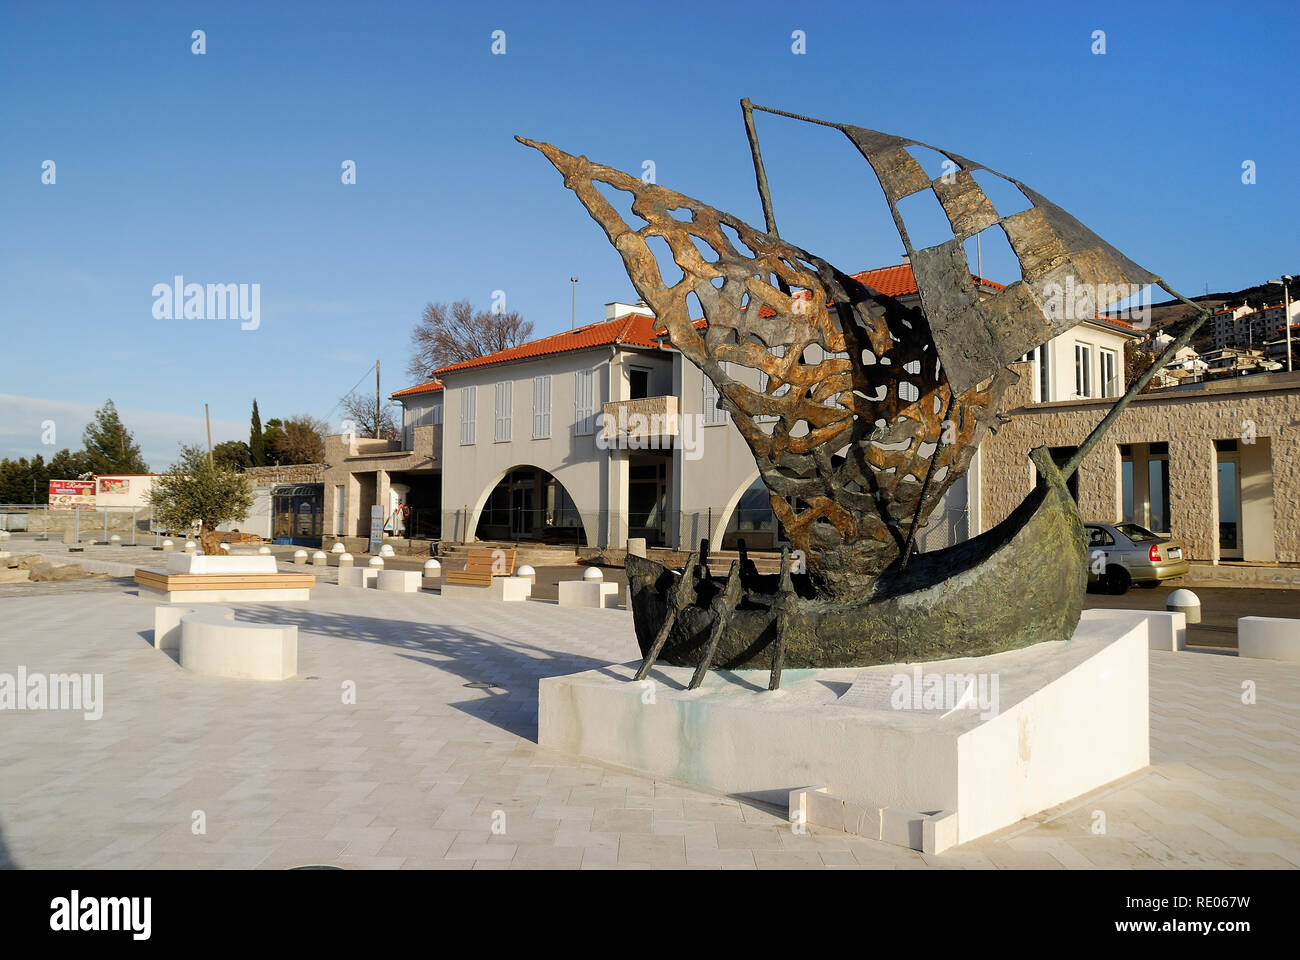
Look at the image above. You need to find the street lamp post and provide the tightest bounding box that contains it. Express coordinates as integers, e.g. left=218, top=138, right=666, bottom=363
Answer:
left=570, top=276, right=579, bottom=329
left=1271, top=275, right=1294, bottom=373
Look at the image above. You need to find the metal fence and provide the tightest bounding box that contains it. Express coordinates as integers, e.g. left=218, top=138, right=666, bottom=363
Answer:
left=433, top=506, right=783, bottom=552
left=320, top=502, right=973, bottom=555
left=0, top=504, right=173, bottom=546
left=913, top=507, right=970, bottom=554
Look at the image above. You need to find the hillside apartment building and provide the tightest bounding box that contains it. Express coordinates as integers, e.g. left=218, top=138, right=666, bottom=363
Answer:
left=320, top=263, right=1297, bottom=567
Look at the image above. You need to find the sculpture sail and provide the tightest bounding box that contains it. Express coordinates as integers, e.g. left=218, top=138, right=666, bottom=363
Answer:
left=839, top=123, right=1159, bottom=394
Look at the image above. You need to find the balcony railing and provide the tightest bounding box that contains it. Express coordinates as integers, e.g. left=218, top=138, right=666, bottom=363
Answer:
left=599, top=395, right=679, bottom=447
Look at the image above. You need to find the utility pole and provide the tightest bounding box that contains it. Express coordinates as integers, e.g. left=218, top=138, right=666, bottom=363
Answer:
left=570, top=277, right=579, bottom=329
left=204, top=403, right=213, bottom=466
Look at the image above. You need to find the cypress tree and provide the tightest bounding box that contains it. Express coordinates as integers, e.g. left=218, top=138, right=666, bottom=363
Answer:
left=249, top=399, right=266, bottom=467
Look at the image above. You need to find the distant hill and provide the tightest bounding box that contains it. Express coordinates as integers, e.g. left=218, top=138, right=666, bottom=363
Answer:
left=1110, top=276, right=1297, bottom=353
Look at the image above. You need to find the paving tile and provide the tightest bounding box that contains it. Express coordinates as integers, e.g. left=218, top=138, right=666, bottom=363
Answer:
left=1, top=581, right=1296, bottom=872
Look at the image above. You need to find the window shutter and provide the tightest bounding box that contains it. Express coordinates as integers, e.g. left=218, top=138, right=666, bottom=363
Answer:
left=575, top=369, right=594, bottom=435
left=495, top=381, right=512, bottom=442
left=533, top=375, right=551, bottom=438
left=460, top=386, right=476, bottom=444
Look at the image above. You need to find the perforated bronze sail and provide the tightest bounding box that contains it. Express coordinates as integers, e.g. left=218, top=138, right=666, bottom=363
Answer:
left=519, top=136, right=1011, bottom=601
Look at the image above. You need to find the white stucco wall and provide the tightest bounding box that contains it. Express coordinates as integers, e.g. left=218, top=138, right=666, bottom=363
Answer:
left=400, top=393, right=444, bottom=449
left=438, top=349, right=626, bottom=545
left=93, top=474, right=156, bottom=508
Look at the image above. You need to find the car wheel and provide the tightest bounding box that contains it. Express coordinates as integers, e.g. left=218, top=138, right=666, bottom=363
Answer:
left=1103, top=565, right=1130, bottom=595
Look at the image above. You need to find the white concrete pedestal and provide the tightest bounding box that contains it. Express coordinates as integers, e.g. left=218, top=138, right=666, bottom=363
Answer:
left=557, top=580, right=619, bottom=608
left=539, top=615, right=1150, bottom=852
left=167, top=554, right=277, bottom=575
left=338, top=566, right=378, bottom=588
left=1082, top=608, right=1186, bottom=651
left=378, top=570, right=422, bottom=593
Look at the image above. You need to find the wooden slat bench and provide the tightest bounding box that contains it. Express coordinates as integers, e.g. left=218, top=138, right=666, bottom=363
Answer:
left=134, top=568, right=315, bottom=603
left=443, top=549, right=517, bottom=587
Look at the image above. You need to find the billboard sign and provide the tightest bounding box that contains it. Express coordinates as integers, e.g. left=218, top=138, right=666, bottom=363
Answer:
left=48, top=480, right=95, bottom=510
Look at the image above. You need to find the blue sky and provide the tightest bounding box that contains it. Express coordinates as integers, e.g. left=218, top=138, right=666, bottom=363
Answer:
left=2, top=0, right=1296, bottom=469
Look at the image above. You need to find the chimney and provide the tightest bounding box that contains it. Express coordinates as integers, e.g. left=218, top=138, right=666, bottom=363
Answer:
left=606, top=301, right=653, bottom=322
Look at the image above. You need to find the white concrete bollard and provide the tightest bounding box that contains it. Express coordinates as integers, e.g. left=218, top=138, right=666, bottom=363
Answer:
left=1167, top=588, right=1201, bottom=625
left=423, top=558, right=442, bottom=579
left=582, top=566, right=604, bottom=582
left=312, top=551, right=328, bottom=566
left=368, top=556, right=384, bottom=568
left=257, top=546, right=272, bottom=555
left=338, top=553, right=354, bottom=568
left=379, top=544, right=395, bottom=558
left=109, top=534, right=122, bottom=547
left=293, top=549, right=308, bottom=566
left=162, top=539, right=175, bottom=552
left=517, top=564, right=536, bottom=586
left=219, top=542, right=231, bottom=552
left=184, top=540, right=198, bottom=554
left=331, top=542, right=346, bottom=554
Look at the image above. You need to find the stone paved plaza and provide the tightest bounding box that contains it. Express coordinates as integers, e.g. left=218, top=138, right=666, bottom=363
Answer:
left=1, top=576, right=1297, bottom=869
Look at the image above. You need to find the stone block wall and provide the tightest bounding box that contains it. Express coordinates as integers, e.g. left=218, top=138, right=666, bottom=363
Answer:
left=980, top=364, right=1300, bottom=562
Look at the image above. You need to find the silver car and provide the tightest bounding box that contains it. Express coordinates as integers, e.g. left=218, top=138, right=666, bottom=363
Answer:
left=1084, top=522, right=1190, bottom=594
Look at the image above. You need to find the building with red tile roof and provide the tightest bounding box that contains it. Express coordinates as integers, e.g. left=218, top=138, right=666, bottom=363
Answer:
left=319, top=263, right=1141, bottom=554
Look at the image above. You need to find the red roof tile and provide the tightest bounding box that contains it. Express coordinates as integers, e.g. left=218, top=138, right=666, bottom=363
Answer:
left=428, top=312, right=659, bottom=378
left=847, top=262, right=1004, bottom=297
left=398, top=264, right=1127, bottom=395
left=390, top=378, right=444, bottom=399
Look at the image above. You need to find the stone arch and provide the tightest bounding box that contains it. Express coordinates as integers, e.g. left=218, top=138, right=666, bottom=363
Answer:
left=709, top=468, right=781, bottom=550
left=466, top=464, right=595, bottom=547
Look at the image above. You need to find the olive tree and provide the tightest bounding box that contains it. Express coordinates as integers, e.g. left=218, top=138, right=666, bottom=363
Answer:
left=149, top=445, right=254, bottom=555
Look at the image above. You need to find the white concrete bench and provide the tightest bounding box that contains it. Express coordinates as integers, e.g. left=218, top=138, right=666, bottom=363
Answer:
left=154, top=604, right=297, bottom=680
left=135, top=553, right=313, bottom=603
left=557, top=580, right=619, bottom=609
left=1238, top=617, right=1300, bottom=661
left=440, top=576, right=531, bottom=602
left=1081, top=608, right=1185, bottom=651
left=338, top=566, right=378, bottom=588
left=378, top=570, right=422, bottom=593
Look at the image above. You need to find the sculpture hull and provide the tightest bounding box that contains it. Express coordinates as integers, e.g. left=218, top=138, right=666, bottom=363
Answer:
left=626, top=451, right=1087, bottom=670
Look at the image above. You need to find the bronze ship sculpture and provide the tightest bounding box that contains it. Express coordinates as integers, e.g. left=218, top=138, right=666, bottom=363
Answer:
left=519, top=101, right=1213, bottom=690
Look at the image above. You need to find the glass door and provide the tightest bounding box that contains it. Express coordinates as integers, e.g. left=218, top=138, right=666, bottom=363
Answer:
left=1217, top=454, right=1242, bottom=559
left=511, top=483, right=534, bottom=539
